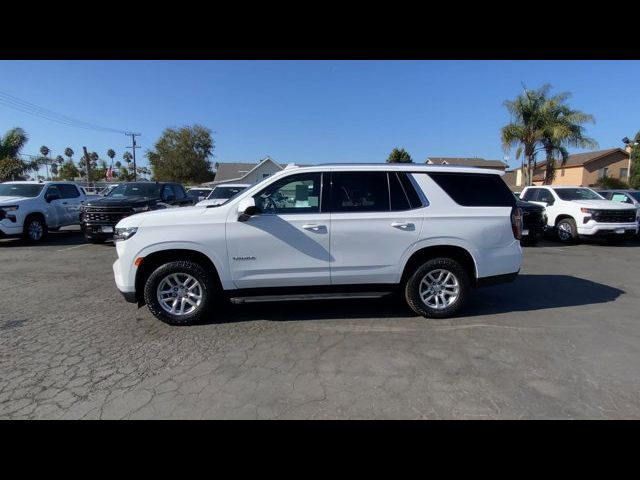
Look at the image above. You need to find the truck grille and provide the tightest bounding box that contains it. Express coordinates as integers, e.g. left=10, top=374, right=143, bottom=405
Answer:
left=82, top=206, right=132, bottom=224
left=593, top=210, right=636, bottom=223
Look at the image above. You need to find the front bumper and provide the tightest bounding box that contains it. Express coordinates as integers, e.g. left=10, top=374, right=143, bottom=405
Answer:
left=0, top=221, right=23, bottom=238
left=577, top=221, right=638, bottom=238
left=83, top=222, right=116, bottom=239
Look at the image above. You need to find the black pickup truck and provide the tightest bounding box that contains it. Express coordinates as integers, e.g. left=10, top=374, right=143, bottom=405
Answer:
left=514, top=194, right=547, bottom=245
left=80, top=182, right=193, bottom=243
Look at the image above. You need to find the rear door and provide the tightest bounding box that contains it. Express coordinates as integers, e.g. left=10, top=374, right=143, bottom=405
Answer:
left=58, top=184, right=82, bottom=224
left=328, top=171, right=424, bottom=285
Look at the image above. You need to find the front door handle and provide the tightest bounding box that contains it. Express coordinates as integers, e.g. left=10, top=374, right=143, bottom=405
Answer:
left=391, top=222, right=414, bottom=229
left=302, top=224, right=325, bottom=231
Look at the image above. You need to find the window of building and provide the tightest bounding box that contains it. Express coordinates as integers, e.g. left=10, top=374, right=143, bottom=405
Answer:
left=620, top=168, right=629, bottom=179
left=598, top=167, right=609, bottom=179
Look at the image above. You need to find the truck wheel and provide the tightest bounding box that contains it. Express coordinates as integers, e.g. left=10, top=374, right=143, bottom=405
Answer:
left=556, top=218, right=578, bottom=244
left=144, top=260, right=216, bottom=326
left=405, top=257, right=469, bottom=319
left=22, top=215, right=47, bottom=243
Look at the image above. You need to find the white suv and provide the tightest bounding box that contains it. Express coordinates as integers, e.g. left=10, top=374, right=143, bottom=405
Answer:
left=520, top=186, right=638, bottom=244
left=112, top=165, right=523, bottom=325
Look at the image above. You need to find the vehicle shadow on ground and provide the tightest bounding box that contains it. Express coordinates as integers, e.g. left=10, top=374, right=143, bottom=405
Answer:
left=0, top=229, right=108, bottom=248
left=205, top=274, right=625, bottom=324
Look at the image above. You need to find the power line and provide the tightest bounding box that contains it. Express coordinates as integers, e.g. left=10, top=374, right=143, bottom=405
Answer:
left=0, top=90, right=130, bottom=134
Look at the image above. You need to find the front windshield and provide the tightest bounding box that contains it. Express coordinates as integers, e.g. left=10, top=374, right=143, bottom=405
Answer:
left=109, top=183, right=162, bottom=198
left=0, top=184, right=44, bottom=198
left=208, top=186, right=247, bottom=200
left=554, top=188, right=603, bottom=201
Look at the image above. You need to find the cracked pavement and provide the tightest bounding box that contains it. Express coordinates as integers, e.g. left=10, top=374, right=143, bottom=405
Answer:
left=1, top=228, right=640, bottom=419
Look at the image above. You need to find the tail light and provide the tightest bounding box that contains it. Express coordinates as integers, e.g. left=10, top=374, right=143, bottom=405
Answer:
left=511, top=207, right=523, bottom=240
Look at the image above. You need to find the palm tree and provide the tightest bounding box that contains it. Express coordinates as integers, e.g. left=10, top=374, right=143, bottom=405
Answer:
left=539, top=94, right=598, bottom=184
left=50, top=162, right=59, bottom=178
left=0, top=127, right=29, bottom=160
left=55, top=155, right=64, bottom=166
left=39, top=145, right=51, bottom=179
left=501, top=85, right=550, bottom=187
left=123, top=151, right=132, bottom=165
left=115, top=160, right=122, bottom=169
left=107, top=149, right=116, bottom=168
left=64, top=147, right=74, bottom=165
left=0, top=128, right=29, bottom=180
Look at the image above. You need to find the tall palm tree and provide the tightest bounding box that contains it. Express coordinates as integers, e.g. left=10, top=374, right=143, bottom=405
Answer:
left=539, top=94, right=598, bottom=184
left=107, top=149, right=116, bottom=169
left=501, top=85, right=550, bottom=187
left=64, top=147, right=74, bottom=165
left=55, top=155, right=64, bottom=166
left=40, top=145, right=50, bottom=180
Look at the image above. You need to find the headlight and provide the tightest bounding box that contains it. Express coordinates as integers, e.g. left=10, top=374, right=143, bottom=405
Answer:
left=0, top=205, right=18, bottom=221
left=113, top=227, right=138, bottom=241
left=580, top=208, right=596, bottom=214
left=1, top=205, right=19, bottom=212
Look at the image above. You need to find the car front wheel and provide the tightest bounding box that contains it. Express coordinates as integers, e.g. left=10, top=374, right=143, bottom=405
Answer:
left=144, top=260, right=216, bottom=325
left=23, top=216, right=47, bottom=243
left=405, top=257, right=470, bottom=318
left=556, top=218, right=578, bottom=244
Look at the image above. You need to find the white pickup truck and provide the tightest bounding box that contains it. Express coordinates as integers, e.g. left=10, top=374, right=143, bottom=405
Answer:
left=520, top=185, right=638, bottom=244
left=0, top=181, right=88, bottom=242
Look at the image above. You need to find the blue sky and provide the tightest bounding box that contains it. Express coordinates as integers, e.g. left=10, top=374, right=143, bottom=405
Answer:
left=1, top=60, right=638, bottom=173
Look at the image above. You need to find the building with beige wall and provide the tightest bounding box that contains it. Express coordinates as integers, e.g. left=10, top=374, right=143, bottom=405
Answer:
left=506, top=148, right=631, bottom=189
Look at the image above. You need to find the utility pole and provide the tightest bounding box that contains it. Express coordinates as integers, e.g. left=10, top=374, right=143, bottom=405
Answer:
left=125, top=132, right=141, bottom=181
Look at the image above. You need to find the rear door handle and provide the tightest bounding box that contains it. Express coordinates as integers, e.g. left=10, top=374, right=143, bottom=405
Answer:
left=391, top=222, right=413, bottom=229
left=302, top=224, right=325, bottom=231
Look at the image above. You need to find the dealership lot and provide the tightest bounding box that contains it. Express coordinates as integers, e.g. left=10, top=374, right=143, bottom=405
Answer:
left=1, top=229, right=639, bottom=419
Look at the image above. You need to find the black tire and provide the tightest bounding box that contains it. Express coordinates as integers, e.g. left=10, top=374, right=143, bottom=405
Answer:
left=556, top=218, right=579, bottom=244
left=144, top=260, right=217, bottom=325
left=22, top=215, right=47, bottom=243
left=404, top=257, right=470, bottom=319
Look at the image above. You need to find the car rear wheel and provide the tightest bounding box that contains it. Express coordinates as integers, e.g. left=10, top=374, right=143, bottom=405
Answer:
left=556, top=218, right=578, bottom=244
left=144, top=260, right=216, bottom=325
left=405, top=257, right=469, bottom=318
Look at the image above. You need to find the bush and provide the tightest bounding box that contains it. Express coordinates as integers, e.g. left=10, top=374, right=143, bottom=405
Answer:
left=593, top=176, right=629, bottom=189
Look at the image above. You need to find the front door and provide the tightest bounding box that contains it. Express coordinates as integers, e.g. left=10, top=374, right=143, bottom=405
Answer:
left=44, top=185, right=67, bottom=227
left=328, top=171, right=424, bottom=285
left=226, top=172, right=331, bottom=288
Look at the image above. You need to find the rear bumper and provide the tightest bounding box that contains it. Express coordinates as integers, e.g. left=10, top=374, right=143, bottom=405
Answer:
left=475, top=270, right=519, bottom=288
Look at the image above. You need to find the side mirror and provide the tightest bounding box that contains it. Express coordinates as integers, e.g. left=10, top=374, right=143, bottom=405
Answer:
left=237, top=197, right=259, bottom=222
left=45, top=193, right=60, bottom=203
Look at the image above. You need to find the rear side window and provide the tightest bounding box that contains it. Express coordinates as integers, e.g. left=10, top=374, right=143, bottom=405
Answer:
left=428, top=172, right=515, bottom=207
left=331, top=172, right=389, bottom=212
left=389, top=172, right=410, bottom=211
left=173, top=184, right=186, bottom=200
left=58, top=184, right=80, bottom=199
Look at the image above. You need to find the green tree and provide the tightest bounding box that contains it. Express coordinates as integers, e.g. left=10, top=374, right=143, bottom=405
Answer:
left=58, top=160, right=80, bottom=180
left=107, top=148, right=116, bottom=165
left=0, top=158, right=27, bottom=181
left=50, top=162, right=59, bottom=178
left=628, top=132, right=640, bottom=189
left=146, top=125, right=215, bottom=183
left=594, top=175, right=629, bottom=189
left=55, top=155, right=64, bottom=165
left=0, top=128, right=29, bottom=180
left=501, top=85, right=550, bottom=187
left=386, top=147, right=413, bottom=163
left=539, top=92, right=597, bottom=184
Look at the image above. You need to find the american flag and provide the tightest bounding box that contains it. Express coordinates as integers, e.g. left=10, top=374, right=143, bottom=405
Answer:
left=106, top=166, right=113, bottom=180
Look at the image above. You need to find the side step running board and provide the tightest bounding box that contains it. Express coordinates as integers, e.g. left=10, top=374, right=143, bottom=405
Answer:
left=229, top=292, right=392, bottom=304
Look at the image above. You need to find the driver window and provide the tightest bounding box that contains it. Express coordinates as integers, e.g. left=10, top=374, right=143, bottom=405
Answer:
left=538, top=189, right=553, bottom=203
left=253, top=173, right=321, bottom=214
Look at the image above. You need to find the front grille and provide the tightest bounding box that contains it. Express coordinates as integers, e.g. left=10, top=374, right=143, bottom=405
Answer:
left=82, top=206, right=132, bottom=224
left=593, top=210, right=636, bottom=223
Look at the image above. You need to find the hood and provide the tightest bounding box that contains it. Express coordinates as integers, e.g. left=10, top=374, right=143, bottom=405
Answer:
left=196, top=198, right=227, bottom=207
left=516, top=199, right=544, bottom=211
left=115, top=204, right=222, bottom=228
left=85, top=196, right=157, bottom=207
left=0, top=196, right=31, bottom=205
left=571, top=199, right=636, bottom=210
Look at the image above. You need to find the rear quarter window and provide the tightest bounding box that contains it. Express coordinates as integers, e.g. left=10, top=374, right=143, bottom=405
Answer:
left=428, top=172, right=515, bottom=207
